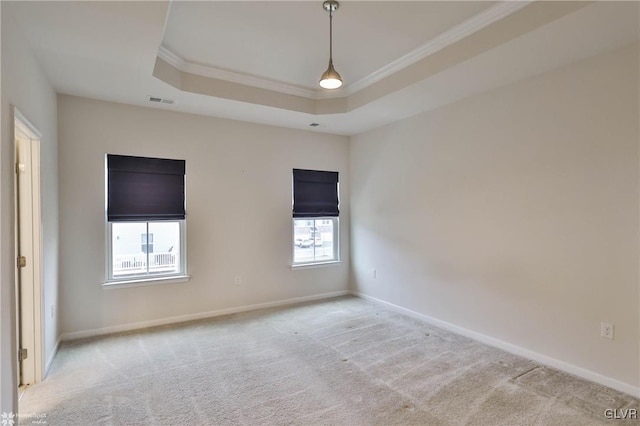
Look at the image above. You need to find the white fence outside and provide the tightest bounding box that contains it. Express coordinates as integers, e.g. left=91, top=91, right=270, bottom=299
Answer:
left=113, top=252, right=177, bottom=276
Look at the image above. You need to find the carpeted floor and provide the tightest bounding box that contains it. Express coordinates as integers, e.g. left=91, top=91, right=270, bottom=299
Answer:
left=19, top=296, right=638, bottom=425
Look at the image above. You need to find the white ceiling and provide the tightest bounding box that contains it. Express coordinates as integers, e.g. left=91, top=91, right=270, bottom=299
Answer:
left=163, top=1, right=494, bottom=90
left=5, top=1, right=639, bottom=136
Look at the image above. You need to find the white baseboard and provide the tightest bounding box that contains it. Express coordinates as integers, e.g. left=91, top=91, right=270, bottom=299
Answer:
left=353, top=291, right=640, bottom=399
left=60, top=290, right=350, bottom=341
left=44, top=336, right=61, bottom=377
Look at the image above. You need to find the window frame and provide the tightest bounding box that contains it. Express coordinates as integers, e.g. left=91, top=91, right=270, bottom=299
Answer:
left=104, top=154, right=188, bottom=287
left=291, top=216, right=340, bottom=267
left=105, top=220, right=188, bottom=286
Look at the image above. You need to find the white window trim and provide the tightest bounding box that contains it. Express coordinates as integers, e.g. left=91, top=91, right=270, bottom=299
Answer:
left=102, top=274, right=190, bottom=289
left=291, top=217, right=340, bottom=267
left=291, top=260, right=342, bottom=270
left=104, top=219, right=188, bottom=286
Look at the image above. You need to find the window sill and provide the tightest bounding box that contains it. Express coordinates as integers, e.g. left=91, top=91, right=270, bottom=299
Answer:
left=291, top=260, right=342, bottom=270
left=102, top=274, right=190, bottom=289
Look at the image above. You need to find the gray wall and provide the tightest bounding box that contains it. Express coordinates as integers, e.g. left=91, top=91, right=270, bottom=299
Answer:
left=350, top=45, right=639, bottom=390
left=58, top=95, right=350, bottom=336
left=1, top=5, right=59, bottom=414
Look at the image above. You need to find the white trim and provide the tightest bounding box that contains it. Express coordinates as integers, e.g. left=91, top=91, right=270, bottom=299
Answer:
left=44, top=336, right=61, bottom=377
left=158, top=46, right=318, bottom=99
left=60, top=290, right=349, bottom=341
left=157, top=1, right=530, bottom=99
left=13, top=107, right=42, bottom=139
left=345, top=1, right=532, bottom=95
left=31, top=140, right=43, bottom=384
left=353, top=291, right=640, bottom=399
left=157, top=0, right=174, bottom=53
left=13, top=106, right=45, bottom=385
left=103, top=274, right=190, bottom=289
left=291, top=260, right=343, bottom=270
left=157, top=45, right=187, bottom=71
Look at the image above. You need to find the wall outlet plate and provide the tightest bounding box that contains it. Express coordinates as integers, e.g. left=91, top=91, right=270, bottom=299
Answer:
left=601, top=322, right=614, bottom=339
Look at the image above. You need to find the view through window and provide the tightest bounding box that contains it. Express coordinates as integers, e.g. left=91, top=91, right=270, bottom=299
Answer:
left=293, top=218, right=338, bottom=264
left=111, top=221, right=181, bottom=278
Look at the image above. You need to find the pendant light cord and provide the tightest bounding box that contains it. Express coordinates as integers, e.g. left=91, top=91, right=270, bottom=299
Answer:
left=329, top=7, right=333, bottom=63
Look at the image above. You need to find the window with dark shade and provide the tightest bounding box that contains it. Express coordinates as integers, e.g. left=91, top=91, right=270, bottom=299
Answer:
left=105, top=154, right=187, bottom=284
left=292, top=169, right=339, bottom=218
left=107, top=154, right=185, bottom=222
left=292, top=169, right=340, bottom=266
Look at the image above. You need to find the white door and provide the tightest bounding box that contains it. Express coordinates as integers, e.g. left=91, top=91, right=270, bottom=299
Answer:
left=14, top=108, right=43, bottom=385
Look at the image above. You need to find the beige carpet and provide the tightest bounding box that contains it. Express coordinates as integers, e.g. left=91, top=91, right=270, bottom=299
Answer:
left=19, top=296, right=638, bottom=425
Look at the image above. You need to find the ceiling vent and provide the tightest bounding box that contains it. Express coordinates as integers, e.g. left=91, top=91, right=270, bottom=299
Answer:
left=148, top=96, right=175, bottom=105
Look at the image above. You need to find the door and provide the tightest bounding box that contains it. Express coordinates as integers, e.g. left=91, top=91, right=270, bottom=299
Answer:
left=14, top=108, right=43, bottom=385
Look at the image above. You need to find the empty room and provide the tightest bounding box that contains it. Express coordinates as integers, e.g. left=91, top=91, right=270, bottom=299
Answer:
left=1, top=1, right=639, bottom=424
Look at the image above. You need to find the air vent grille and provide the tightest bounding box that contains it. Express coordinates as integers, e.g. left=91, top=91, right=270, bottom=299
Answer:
left=148, top=96, right=175, bottom=105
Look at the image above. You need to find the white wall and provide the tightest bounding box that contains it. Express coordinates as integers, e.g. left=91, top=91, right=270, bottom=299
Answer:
left=350, top=45, right=639, bottom=392
left=58, top=96, right=349, bottom=336
left=0, top=5, right=59, bottom=414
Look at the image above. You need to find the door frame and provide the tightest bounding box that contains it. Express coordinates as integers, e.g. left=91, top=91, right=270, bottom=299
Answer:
left=13, top=106, right=44, bottom=385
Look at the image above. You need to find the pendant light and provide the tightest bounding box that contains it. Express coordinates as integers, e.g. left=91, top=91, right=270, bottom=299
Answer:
left=319, top=0, right=343, bottom=89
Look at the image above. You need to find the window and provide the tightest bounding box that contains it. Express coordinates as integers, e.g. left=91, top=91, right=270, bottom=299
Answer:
left=293, top=217, right=338, bottom=264
left=106, top=154, right=187, bottom=283
left=112, top=223, right=180, bottom=278
left=292, top=169, right=339, bottom=265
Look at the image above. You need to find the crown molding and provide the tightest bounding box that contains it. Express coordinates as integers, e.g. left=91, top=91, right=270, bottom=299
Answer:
left=345, top=0, right=532, bottom=95
left=157, top=45, right=186, bottom=70
left=158, top=1, right=531, bottom=100
left=158, top=46, right=319, bottom=99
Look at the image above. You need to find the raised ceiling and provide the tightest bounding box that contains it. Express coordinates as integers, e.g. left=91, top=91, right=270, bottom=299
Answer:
left=5, top=1, right=639, bottom=135
left=162, top=1, right=494, bottom=91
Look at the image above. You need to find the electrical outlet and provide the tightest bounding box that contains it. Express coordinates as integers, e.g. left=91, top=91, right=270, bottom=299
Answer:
left=372, top=269, right=377, bottom=279
left=601, top=322, right=614, bottom=339
left=235, top=276, right=241, bottom=285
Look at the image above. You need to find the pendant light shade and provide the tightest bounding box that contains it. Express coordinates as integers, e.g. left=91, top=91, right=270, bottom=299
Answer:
left=319, top=1, right=343, bottom=90
left=319, top=59, right=342, bottom=89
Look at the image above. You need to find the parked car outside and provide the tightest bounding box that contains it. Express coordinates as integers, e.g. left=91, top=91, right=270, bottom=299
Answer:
left=295, top=226, right=323, bottom=247
left=295, top=235, right=323, bottom=248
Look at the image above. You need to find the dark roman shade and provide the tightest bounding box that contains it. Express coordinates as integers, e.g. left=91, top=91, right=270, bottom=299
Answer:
left=292, top=169, right=339, bottom=218
left=107, top=154, right=185, bottom=222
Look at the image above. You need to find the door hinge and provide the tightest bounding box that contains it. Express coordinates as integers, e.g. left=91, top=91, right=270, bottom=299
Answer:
left=17, top=256, right=26, bottom=268
left=18, top=348, right=27, bottom=362
left=16, top=162, right=25, bottom=174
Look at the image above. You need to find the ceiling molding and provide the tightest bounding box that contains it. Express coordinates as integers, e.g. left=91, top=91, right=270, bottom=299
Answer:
left=158, top=1, right=531, bottom=100
left=157, top=45, right=187, bottom=70
left=158, top=45, right=319, bottom=99
left=345, top=0, right=533, bottom=95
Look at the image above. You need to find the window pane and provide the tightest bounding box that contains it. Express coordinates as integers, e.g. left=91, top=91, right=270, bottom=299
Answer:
left=293, top=218, right=336, bottom=264
left=314, top=219, right=334, bottom=262
left=141, top=233, right=154, bottom=253
left=112, top=222, right=147, bottom=277
left=148, top=222, right=180, bottom=275
left=112, top=221, right=180, bottom=278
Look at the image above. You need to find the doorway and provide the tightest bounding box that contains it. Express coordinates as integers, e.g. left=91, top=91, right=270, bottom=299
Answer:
left=14, top=107, right=43, bottom=386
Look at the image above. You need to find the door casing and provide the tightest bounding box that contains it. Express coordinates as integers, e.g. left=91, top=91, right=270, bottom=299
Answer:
left=14, top=106, right=44, bottom=386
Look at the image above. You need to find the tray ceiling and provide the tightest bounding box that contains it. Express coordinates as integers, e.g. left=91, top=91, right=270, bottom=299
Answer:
left=5, top=1, right=638, bottom=135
